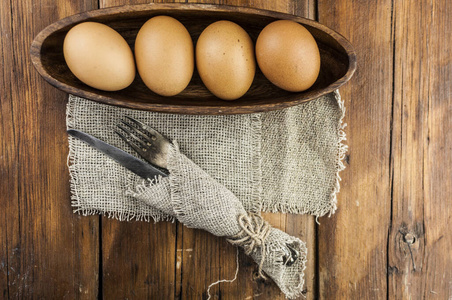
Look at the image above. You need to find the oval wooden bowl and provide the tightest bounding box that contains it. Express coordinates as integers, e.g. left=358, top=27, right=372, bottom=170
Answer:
left=30, top=3, right=356, bottom=115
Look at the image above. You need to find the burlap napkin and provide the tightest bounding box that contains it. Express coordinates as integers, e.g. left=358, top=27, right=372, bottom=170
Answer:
left=67, top=91, right=346, bottom=220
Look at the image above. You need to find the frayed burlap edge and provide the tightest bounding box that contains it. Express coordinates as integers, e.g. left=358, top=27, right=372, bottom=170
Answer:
left=328, top=90, right=348, bottom=217
left=259, top=90, right=347, bottom=219
left=325, top=90, right=348, bottom=217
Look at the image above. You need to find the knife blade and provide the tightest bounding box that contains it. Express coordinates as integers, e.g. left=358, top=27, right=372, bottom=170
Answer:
left=67, top=129, right=168, bottom=179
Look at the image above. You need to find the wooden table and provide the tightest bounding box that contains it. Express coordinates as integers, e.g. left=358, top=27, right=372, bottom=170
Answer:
left=1, top=0, right=450, bottom=299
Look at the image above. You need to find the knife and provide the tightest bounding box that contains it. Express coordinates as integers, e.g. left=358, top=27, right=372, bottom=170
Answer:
left=67, top=129, right=168, bottom=179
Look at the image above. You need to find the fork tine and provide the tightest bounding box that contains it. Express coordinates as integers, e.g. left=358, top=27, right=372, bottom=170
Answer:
left=114, top=128, right=133, bottom=146
left=120, top=119, right=155, bottom=146
left=114, top=128, right=130, bottom=147
left=124, top=116, right=148, bottom=130
left=124, top=116, right=165, bottom=141
left=124, top=115, right=143, bottom=127
left=116, top=125, right=149, bottom=155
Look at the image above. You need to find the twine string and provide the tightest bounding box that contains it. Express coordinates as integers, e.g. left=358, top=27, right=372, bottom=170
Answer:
left=227, top=213, right=272, bottom=279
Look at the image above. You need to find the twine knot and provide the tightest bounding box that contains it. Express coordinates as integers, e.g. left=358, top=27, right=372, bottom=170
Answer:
left=227, top=213, right=272, bottom=279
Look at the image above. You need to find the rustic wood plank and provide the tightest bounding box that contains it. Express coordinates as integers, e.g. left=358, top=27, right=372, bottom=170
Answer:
left=101, top=220, right=178, bottom=299
left=316, top=1, right=394, bottom=299
left=178, top=0, right=247, bottom=296
left=421, top=3, right=452, bottom=298
left=97, top=1, right=182, bottom=299
left=174, top=1, right=317, bottom=299
left=1, top=0, right=99, bottom=298
left=388, top=0, right=452, bottom=298
left=0, top=0, right=17, bottom=297
left=223, top=0, right=315, bottom=17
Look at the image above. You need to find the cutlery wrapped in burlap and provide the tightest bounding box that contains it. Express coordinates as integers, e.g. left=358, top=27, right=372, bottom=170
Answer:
left=130, top=141, right=307, bottom=299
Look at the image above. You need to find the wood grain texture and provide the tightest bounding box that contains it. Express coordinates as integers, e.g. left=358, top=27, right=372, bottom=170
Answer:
left=0, top=0, right=99, bottom=298
left=0, top=0, right=17, bottom=297
left=421, top=2, right=452, bottom=297
left=2, top=0, right=452, bottom=299
left=317, top=0, right=452, bottom=299
left=316, top=1, right=394, bottom=299
left=98, top=1, right=179, bottom=299
left=388, top=1, right=452, bottom=299
left=101, top=220, right=178, bottom=299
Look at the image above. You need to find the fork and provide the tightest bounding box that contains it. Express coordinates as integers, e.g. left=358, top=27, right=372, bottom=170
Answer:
left=115, top=116, right=171, bottom=171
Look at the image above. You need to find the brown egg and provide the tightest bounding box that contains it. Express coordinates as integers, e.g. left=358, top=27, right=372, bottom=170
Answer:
left=196, top=21, right=255, bottom=100
left=256, top=20, right=321, bottom=92
left=135, top=16, right=194, bottom=97
left=63, top=22, right=135, bottom=91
